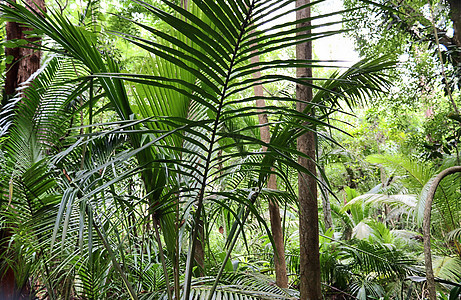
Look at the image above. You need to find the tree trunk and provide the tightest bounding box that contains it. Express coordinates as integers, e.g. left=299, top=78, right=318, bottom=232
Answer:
left=447, top=0, right=461, bottom=48
left=296, top=0, right=322, bottom=299
left=250, top=51, right=288, bottom=288
left=4, top=19, right=20, bottom=97
left=423, top=166, right=461, bottom=300
left=319, top=164, right=333, bottom=232
left=4, top=0, right=45, bottom=97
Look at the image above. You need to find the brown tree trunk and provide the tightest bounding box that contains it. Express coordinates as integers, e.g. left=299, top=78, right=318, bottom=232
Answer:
left=4, top=0, right=45, bottom=97
left=296, top=0, right=322, bottom=299
left=447, top=0, right=461, bottom=48
left=423, top=166, right=461, bottom=300
left=250, top=51, right=288, bottom=288
left=4, top=19, right=21, bottom=97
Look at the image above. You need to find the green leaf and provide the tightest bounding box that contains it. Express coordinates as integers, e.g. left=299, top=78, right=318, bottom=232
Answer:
left=2, top=39, right=29, bottom=48
left=5, top=55, right=14, bottom=64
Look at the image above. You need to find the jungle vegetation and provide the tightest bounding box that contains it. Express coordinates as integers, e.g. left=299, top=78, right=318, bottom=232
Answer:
left=0, top=0, right=460, bottom=299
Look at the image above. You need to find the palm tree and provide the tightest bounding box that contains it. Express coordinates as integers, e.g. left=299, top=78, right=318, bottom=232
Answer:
left=0, top=0, right=395, bottom=299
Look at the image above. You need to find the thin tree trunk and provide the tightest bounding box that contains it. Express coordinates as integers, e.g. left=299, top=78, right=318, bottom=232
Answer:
left=296, top=0, right=322, bottom=299
left=249, top=52, right=288, bottom=288
left=447, top=0, right=461, bottom=48
left=319, top=164, right=333, bottom=232
left=267, top=182, right=288, bottom=288
left=4, top=0, right=45, bottom=97
left=4, top=18, right=20, bottom=97
left=423, top=166, right=461, bottom=300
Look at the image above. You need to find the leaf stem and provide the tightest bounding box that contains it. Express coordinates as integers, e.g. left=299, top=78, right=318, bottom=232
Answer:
left=153, top=217, right=173, bottom=300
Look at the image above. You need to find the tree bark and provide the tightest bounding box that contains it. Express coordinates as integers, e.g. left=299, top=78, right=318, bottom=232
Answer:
left=296, top=0, right=322, bottom=299
left=447, top=0, right=461, bottom=48
left=250, top=51, right=288, bottom=288
left=423, top=166, right=461, bottom=300
left=4, top=19, right=21, bottom=97
left=4, top=0, right=45, bottom=97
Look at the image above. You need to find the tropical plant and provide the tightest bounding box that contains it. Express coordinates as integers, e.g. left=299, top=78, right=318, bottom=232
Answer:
left=317, top=231, right=417, bottom=299
left=361, top=154, right=461, bottom=298
left=0, top=0, right=402, bottom=299
left=0, top=0, right=340, bottom=298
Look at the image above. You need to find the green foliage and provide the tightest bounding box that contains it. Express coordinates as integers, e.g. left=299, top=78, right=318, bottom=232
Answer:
left=318, top=233, right=416, bottom=299
left=0, top=0, right=371, bottom=298
left=5, top=0, right=458, bottom=299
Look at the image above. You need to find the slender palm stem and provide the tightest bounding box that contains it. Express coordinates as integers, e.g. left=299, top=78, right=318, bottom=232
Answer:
left=153, top=217, right=173, bottom=300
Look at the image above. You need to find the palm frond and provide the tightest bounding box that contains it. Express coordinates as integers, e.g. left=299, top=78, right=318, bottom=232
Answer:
left=339, top=239, right=415, bottom=279
left=432, top=256, right=461, bottom=283
left=312, top=56, right=394, bottom=110
left=140, top=272, right=298, bottom=300
left=366, top=154, right=434, bottom=189
left=446, top=228, right=461, bottom=243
